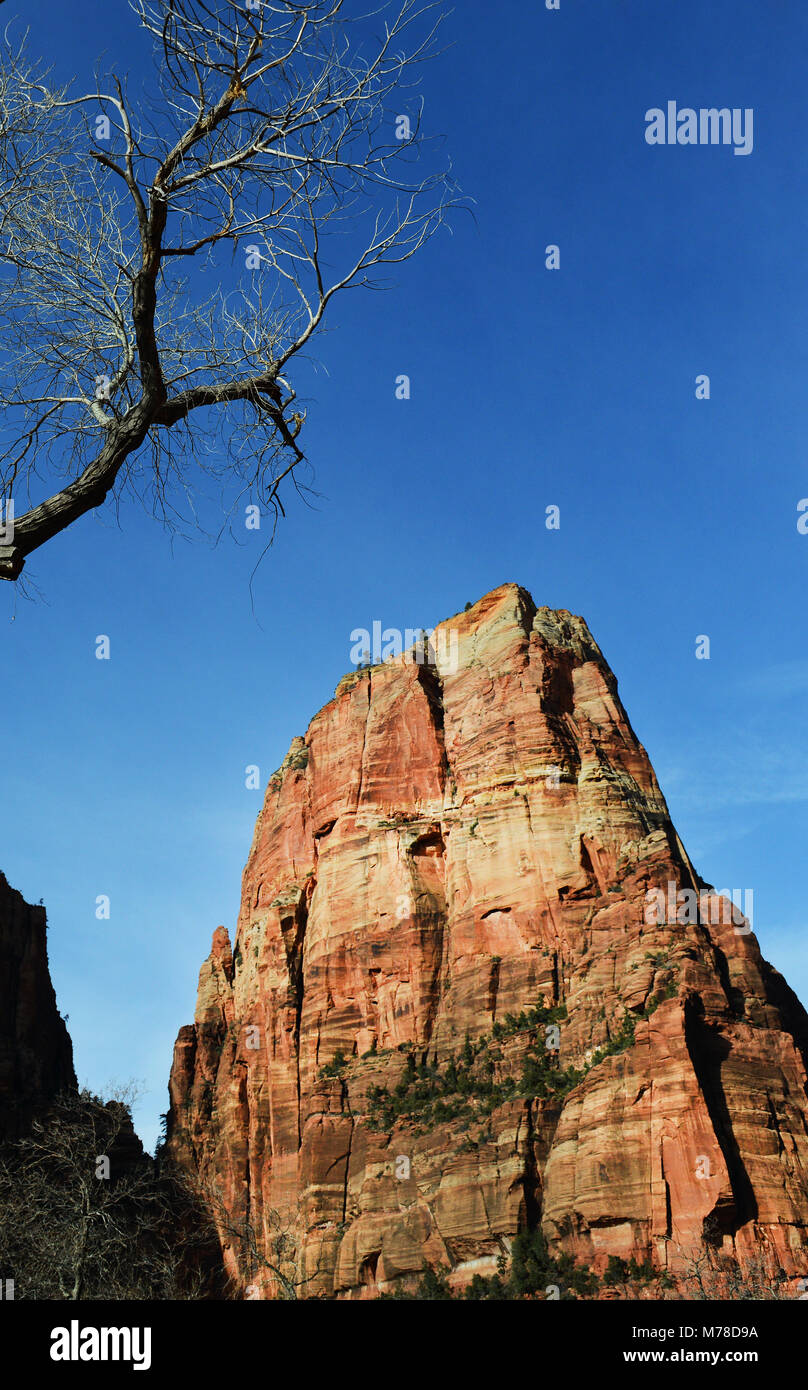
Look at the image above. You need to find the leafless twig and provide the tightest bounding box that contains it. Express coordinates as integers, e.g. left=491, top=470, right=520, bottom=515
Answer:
left=0, top=1, right=455, bottom=581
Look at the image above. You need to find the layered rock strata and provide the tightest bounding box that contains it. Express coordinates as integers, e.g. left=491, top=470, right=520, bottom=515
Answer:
left=167, top=584, right=808, bottom=1296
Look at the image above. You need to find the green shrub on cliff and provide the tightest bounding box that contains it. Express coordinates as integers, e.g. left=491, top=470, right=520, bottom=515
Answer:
left=321, top=1050, right=349, bottom=1078
left=362, top=983, right=677, bottom=1134
left=387, top=1230, right=600, bottom=1301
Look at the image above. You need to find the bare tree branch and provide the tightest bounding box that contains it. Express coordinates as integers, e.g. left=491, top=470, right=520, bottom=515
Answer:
left=0, top=1086, right=220, bottom=1298
left=0, top=0, right=456, bottom=581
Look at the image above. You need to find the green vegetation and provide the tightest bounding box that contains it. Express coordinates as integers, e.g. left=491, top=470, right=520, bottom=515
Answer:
left=644, top=979, right=677, bottom=1014
left=387, top=1264, right=455, bottom=1300
left=603, top=1254, right=669, bottom=1287
left=490, top=999, right=567, bottom=1040
left=364, top=985, right=676, bottom=1134
left=387, top=1231, right=671, bottom=1301
left=320, top=1050, right=349, bottom=1078
left=387, top=1230, right=599, bottom=1300
left=363, top=1003, right=568, bottom=1133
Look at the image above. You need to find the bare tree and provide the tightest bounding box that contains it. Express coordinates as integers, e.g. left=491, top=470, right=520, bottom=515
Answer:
left=201, top=1181, right=322, bottom=1298
left=676, top=1244, right=795, bottom=1301
left=0, top=0, right=453, bottom=583
left=0, top=1086, right=217, bottom=1299
left=652, top=1221, right=801, bottom=1301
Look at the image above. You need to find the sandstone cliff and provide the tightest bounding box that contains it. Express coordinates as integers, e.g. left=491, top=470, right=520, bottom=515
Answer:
left=0, top=872, right=75, bottom=1139
left=167, top=584, right=808, bottom=1296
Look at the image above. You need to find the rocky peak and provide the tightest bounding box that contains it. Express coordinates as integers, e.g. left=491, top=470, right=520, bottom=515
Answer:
left=167, top=584, right=808, bottom=1297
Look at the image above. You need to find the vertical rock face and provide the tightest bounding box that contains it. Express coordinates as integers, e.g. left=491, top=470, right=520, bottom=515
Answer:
left=167, top=584, right=808, bottom=1295
left=0, top=872, right=75, bottom=1139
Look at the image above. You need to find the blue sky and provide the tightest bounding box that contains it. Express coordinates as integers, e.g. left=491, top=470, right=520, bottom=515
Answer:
left=1, top=0, right=807, bottom=1152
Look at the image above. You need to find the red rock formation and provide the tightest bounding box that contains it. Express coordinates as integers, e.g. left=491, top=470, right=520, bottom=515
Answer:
left=0, top=872, right=75, bottom=1139
left=167, top=584, right=808, bottom=1296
